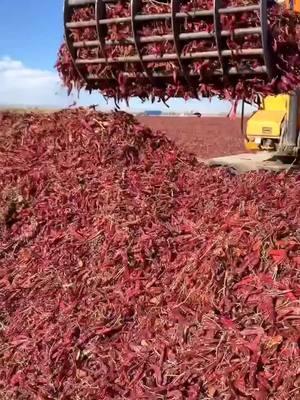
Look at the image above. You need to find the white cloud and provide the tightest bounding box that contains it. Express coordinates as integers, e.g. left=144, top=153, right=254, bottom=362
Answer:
left=0, top=56, right=105, bottom=108
left=0, top=56, right=65, bottom=107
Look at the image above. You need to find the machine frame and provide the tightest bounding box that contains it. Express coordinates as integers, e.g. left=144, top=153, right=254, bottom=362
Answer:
left=244, top=91, right=300, bottom=157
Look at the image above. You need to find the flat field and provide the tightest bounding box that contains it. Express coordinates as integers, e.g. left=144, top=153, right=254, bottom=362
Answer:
left=138, top=116, right=247, bottom=159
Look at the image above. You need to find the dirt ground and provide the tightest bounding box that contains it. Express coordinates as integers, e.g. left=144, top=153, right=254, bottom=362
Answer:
left=138, top=116, right=247, bottom=159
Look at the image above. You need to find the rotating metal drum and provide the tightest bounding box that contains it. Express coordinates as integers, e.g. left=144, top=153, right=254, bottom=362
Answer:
left=63, top=0, right=276, bottom=94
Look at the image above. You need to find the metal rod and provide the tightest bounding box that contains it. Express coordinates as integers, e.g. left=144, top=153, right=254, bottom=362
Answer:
left=87, top=65, right=267, bottom=80
left=131, top=0, right=154, bottom=81
left=95, top=0, right=108, bottom=59
left=171, top=0, right=194, bottom=90
left=284, top=90, right=300, bottom=147
left=63, top=0, right=91, bottom=87
left=260, top=0, right=275, bottom=79
left=68, top=0, right=95, bottom=6
left=76, top=48, right=264, bottom=64
left=219, top=4, right=260, bottom=13
left=73, top=27, right=262, bottom=48
left=214, top=0, right=227, bottom=77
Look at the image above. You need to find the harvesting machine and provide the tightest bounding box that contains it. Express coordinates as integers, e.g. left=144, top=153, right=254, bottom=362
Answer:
left=63, top=0, right=300, bottom=170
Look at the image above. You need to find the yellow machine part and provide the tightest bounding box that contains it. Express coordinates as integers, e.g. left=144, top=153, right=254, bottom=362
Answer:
left=263, top=94, right=290, bottom=112
left=244, top=140, right=260, bottom=151
left=246, top=95, right=289, bottom=139
left=285, top=0, right=300, bottom=12
left=247, top=110, right=286, bottom=137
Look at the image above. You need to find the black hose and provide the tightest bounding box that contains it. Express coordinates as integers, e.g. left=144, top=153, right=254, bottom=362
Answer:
left=241, top=99, right=248, bottom=142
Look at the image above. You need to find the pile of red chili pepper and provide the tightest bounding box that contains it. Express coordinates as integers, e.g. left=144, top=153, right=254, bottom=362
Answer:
left=0, top=109, right=300, bottom=399
left=56, top=0, right=300, bottom=106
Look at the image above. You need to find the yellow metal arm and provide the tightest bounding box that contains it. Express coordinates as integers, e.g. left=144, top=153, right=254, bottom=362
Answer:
left=285, top=0, right=300, bottom=12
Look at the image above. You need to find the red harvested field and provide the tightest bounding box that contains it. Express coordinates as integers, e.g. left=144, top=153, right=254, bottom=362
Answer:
left=138, top=116, right=246, bottom=159
left=0, top=109, right=300, bottom=400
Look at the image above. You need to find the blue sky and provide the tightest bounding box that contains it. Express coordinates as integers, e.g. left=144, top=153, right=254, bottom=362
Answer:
left=0, top=0, right=253, bottom=115
left=0, top=1, right=63, bottom=70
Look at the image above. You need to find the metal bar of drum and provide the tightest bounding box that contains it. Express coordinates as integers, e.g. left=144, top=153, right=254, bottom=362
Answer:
left=171, top=0, right=195, bottom=95
left=66, top=5, right=261, bottom=29
left=283, top=89, right=300, bottom=148
left=69, top=0, right=260, bottom=11
left=76, top=48, right=264, bottom=64
left=69, top=0, right=127, bottom=4
left=260, top=0, right=275, bottom=79
left=214, top=0, right=227, bottom=78
left=219, top=4, right=260, bottom=13
left=87, top=66, right=267, bottom=80
left=69, top=0, right=95, bottom=5
left=63, top=0, right=91, bottom=87
left=73, top=27, right=262, bottom=48
left=95, top=0, right=107, bottom=59
left=66, top=10, right=214, bottom=28
left=131, top=0, right=154, bottom=82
